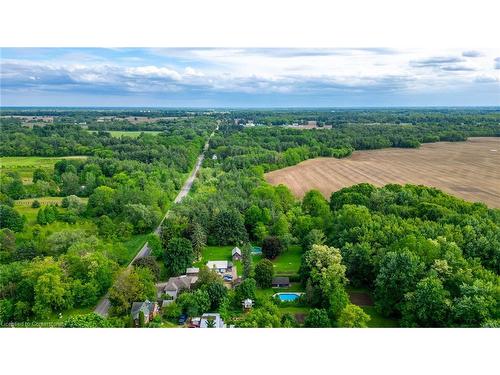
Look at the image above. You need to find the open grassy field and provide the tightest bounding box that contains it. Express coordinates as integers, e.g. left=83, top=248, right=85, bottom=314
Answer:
left=1, top=155, right=88, bottom=183
left=88, top=130, right=162, bottom=138
left=265, top=137, right=500, bottom=208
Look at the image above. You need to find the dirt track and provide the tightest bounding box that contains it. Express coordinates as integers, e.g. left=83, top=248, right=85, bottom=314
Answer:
left=265, top=137, right=500, bottom=208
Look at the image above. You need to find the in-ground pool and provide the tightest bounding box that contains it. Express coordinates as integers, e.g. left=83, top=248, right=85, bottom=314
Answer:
left=273, top=292, right=304, bottom=302
left=251, top=246, right=262, bottom=255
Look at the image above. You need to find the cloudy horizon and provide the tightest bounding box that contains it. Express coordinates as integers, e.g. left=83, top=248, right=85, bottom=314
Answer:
left=1, top=48, right=499, bottom=107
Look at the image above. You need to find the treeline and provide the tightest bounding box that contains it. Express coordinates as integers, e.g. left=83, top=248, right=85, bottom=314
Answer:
left=208, top=119, right=500, bottom=172
left=227, top=108, right=500, bottom=126
left=0, top=121, right=212, bottom=160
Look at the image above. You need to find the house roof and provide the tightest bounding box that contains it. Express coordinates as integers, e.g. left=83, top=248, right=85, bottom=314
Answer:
left=272, top=277, right=290, bottom=285
left=232, top=247, right=242, bottom=256
left=186, top=267, right=199, bottom=274
left=207, top=260, right=231, bottom=269
left=164, top=275, right=194, bottom=291
left=131, top=300, right=153, bottom=319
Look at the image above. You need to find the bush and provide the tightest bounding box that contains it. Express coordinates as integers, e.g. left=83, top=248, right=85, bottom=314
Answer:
left=31, top=200, right=41, bottom=208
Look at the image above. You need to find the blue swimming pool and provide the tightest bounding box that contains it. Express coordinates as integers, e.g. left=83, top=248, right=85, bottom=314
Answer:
left=251, top=246, right=262, bottom=255
left=274, top=293, right=303, bottom=302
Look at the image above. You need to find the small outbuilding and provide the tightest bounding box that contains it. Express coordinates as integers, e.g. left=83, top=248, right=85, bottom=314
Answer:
left=242, top=298, right=254, bottom=310
left=232, top=247, right=242, bottom=261
left=272, top=277, right=290, bottom=288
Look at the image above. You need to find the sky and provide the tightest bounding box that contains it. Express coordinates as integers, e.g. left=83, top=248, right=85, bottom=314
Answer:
left=1, top=48, right=499, bottom=107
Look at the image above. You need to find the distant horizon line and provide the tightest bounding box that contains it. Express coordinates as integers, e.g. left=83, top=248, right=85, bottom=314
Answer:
left=1, top=105, right=499, bottom=110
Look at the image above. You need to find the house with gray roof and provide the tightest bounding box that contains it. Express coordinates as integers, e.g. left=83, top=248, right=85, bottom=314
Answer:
left=163, top=275, right=196, bottom=300
left=130, top=300, right=159, bottom=326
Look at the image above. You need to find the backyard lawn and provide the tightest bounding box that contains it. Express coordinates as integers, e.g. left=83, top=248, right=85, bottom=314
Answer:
left=361, top=306, right=399, bottom=328
left=271, top=245, right=303, bottom=276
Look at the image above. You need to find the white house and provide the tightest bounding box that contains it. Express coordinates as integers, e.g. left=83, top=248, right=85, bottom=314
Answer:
left=200, top=313, right=225, bottom=328
left=206, top=260, right=232, bottom=273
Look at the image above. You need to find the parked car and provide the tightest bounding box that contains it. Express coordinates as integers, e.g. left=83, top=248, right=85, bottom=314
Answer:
left=178, top=314, right=187, bottom=325
left=223, top=275, right=233, bottom=281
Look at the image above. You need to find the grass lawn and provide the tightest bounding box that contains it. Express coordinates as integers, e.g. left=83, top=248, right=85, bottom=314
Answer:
left=1, top=155, right=88, bottom=183
left=255, top=283, right=305, bottom=300
left=272, top=245, right=303, bottom=276
left=88, top=130, right=162, bottom=138
left=361, top=306, right=399, bottom=328
left=122, top=233, right=149, bottom=264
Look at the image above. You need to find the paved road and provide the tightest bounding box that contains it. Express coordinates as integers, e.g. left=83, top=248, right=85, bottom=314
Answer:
left=94, top=128, right=216, bottom=317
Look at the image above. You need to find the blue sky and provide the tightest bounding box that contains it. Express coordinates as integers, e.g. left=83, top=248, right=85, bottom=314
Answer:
left=1, top=48, right=499, bottom=107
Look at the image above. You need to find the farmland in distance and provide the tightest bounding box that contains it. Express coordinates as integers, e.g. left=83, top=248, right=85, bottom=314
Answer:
left=265, top=137, right=500, bottom=208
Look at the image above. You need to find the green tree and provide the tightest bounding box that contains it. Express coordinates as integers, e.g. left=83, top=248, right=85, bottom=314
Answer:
left=33, top=168, right=50, bottom=183
left=254, top=259, right=274, bottom=288
left=176, top=289, right=211, bottom=316
left=401, top=275, right=452, bottom=327
left=164, top=237, right=194, bottom=277
left=132, top=256, right=161, bottom=281
left=338, top=304, right=371, bottom=327
left=237, top=302, right=282, bottom=328
left=301, top=229, right=326, bottom=252
left=302, top=189, right=330, bottom=217
left=63, top=313, right=113, bottom=328
left=234, top=278, right=256, bottom=304
left=375, top=250, right=425, bottom=317
left=61, top=172, right=80, bottom=196
left=108, top=267, right=156, bottom=316
left=0, top=205, right=25, bottom=232
left=204, top=282, right=228, bottom=310
left=452, top=279, right=498, bottom=327
left=190, top=221, right=206, bottom=260
left=211, top=209, right=248, bottom=245
left=87, top=186, right=117, bottom=217
left=304, top=308, right=330, bottom=327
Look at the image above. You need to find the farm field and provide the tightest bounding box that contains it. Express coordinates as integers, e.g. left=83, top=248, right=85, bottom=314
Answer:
left=1, top=155, right=88, bottom=183
left=265, top=137, right=500, bottom=208
left=87, top=130, right=163, bottom=138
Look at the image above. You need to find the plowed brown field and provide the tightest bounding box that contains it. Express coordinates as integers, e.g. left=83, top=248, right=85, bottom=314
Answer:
left=265, top=137, right=500, bottom=208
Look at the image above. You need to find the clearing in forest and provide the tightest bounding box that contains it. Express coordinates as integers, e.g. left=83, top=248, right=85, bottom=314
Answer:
left=265, top=137, right=500, bottom=208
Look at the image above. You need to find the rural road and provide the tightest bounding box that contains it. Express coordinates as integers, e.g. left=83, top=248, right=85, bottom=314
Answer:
left=94, top=127, right=217, bottom=317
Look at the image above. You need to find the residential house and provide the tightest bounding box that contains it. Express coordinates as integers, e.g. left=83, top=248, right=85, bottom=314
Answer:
left=272, top=277, right=290, bottom=288
left=231, top=247, right=242, bottom=261
left=163, top=275, right=196, bottom=300
left=186, top=267, right=199, bottom=277
left=200, top=313, right=225, bottom=328
left=206, top=260, right=232, bottom=274
left=130, top=300, right=159, bottom=326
